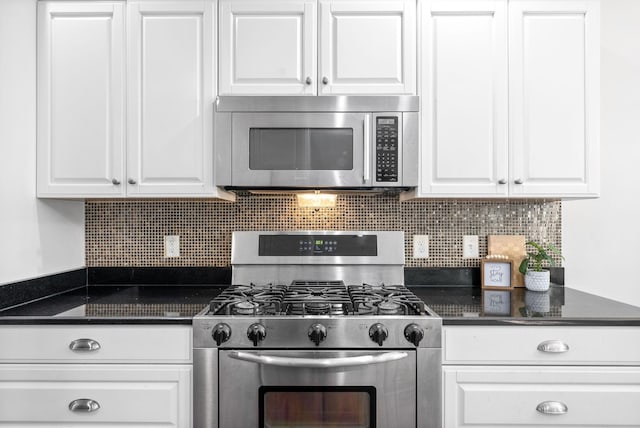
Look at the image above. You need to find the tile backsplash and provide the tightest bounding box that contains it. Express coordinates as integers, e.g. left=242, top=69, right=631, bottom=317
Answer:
left=86, top=194, right=562, bottom=268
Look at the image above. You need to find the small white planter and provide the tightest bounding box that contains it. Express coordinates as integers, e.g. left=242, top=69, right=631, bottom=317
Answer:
left=525, top=270, right=551, bottom=292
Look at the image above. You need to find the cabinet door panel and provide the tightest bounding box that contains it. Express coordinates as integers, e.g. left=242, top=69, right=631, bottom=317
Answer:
left=509, top=0, right=600, bottom=197
left=37, top=2, right=125, bottom=197
left=127, top=0, right=214, bottom=195
left=0, top=364, right=190, bottom=426
left=219, top=0, right=316, bottom=95
left=444, top=366, right=640, bottom=427
left=419, top=0, right=508, bottom=197
left=319, top=0, right=416, bottom=94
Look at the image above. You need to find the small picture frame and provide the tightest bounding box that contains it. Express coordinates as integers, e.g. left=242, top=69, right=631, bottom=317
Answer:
left=481, top=258, right=513, bottom=289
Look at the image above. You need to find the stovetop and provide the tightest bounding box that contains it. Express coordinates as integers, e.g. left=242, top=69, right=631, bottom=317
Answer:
left=206, top=282, right=433, bottom=317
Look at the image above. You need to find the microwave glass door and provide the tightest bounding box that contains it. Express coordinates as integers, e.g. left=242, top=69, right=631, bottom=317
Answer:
left=232, top=113, right=367, bottom=187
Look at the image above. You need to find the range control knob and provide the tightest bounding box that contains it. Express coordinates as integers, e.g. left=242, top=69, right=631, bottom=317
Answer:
left=404, top=324, right=425, bottom=347
left=247, top=323, right=267, bottom=347
left=212, top=323, right=231, bottom=346
left=369, top=323, right=388, bottom=346
left=308, top=323, right=327, bottom=346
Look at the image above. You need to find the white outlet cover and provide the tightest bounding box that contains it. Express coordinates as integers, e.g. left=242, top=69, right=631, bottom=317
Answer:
left=462, top=235, right=479, bottom=259
left=413, top=235, right=429, bottom=259
left=164, top=235, right=180, bottom=258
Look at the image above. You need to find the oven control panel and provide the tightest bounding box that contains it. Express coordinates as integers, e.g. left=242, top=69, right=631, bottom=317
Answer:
left=259, top=234, right=377, bottom=256
left=375, top=116, right=399, bottom=182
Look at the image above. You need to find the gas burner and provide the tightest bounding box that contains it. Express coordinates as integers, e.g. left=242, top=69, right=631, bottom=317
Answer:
left=348, top=284, right=428, bottom=316
left=230, top=300, right=261, bottom=315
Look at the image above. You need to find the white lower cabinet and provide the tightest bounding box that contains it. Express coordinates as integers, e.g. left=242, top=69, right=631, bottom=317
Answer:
left=0, top=325, right=193, bottom=427
left=0, top=364, right=191, bottom=427
left=443, top=366, right=640, bottom=427
left=443, top=326, right=640, bottom=427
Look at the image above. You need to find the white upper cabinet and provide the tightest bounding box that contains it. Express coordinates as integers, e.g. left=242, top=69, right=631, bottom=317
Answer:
left=509, top=0, right=600, bottom=197
left=127, top=0, right=215, bottom=196
left=219, top=0, right=317, bottom=95
left=420, top=0, right=508, bottom=196
left=37, top=2, right=125, bottom=197
left=418, top=0, right=600, bottom=198
left=218, top=0, right=417, bottom=95
left=319, top=0, right=416, bottom=94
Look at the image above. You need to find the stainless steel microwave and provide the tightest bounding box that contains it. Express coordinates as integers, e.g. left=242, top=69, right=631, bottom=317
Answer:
left=214, top=96, right=419, bottom=190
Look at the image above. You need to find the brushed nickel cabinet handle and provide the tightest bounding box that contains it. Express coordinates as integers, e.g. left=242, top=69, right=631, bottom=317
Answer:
left=537, top=340, right=569, bottom=353
left=305, top=76, right=312, bottom=85
left=536, top=401, right=568, bottom=415
left=128, top=178, right=137, bottom=185
left=514, top=178, right=524, bottom=184
left=498, top=179, right=507, bottom=184
left=111, top=178, right=121, bottom=185
left=322, top=76, right=329, bottom=85
left=69, top=398, right=100, bottom=413
left=69, top=338, right=101, bottom=352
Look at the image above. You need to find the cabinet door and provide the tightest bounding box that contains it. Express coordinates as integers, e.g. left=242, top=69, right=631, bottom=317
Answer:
left=509, top=0, right=600, bottom=197
left=127, top=0, right=215, bottom=196
left=0, top=364, right=191, bottom=426
left=37, top=1, right=125, bottom=197
left=419, top=0, right=508, bottom=197
left=219, top=0, right=317, bottom=95
left=443, top=366, right=640, bottom=427
left=319, top=0, right=416, bottom=95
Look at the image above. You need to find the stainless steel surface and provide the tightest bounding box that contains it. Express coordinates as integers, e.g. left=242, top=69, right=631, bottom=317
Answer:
left=322, top=76, right=329, bottom=85
left=111, top=178, right=120, bottom=185
left=68, top=399, right=100, bottom=413
left=215, top=95, right=419, bottom=113
left=363, top=114, right=371, bottom=184
left=194, top=316, right=440, bottom=349
left=227, top=350, right=408, bottom=368
left=194, top=348, right=217, bottom=428
left=515, top=178, right=524, bottom=184
left=127, top=178, right=136, bottom=185
left=218, top=349, right=417, bottom=428
left=69, top=338, right=101, bottom=352
left=305, top=76, right=312, bottom=85
left=537, top=339, right=570, bottom=353
left=418, top=348, right=442, bottom=428
left=498, top=178, right=507, bottom=184
left=536, top=401, right=568, bottom=415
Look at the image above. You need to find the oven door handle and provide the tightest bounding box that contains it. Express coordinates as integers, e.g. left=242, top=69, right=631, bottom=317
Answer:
left=227, top=351, right=408, bottom=368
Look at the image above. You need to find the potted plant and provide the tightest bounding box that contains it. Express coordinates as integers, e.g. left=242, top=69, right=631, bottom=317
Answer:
left=518, top=241, right=564, bottom=291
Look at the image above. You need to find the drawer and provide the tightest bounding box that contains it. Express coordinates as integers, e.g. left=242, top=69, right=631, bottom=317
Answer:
left=0, top=325, right=191, bottom=363
left=443, top=366, right=640, bottom=427
left=0, top=364, right=190, bottom=426
left=443, top=326, right=640, bottom=365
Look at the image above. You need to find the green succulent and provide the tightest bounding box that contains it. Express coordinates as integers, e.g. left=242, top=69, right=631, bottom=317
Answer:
left=518, top=241, right=564, bottom=274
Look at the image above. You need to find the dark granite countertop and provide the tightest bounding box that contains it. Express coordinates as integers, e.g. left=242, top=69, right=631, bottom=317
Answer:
left=1, top=282, right=640, bottom=326
left=0, top=285, right=227, bottom=324
left=411, top=285, right=640, bottom=326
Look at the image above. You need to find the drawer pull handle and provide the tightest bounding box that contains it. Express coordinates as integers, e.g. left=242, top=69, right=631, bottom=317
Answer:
left=536, top=401, right=568, bottom=415
left=69, top=398, right=100, bottom=413
left=69, top=338, right=101, bottom=352
left=537, top=340, right=569, bottom=353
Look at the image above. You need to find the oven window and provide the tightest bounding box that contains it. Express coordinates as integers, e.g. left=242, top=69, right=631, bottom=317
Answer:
left=259, top=386, right=376, bottom=428
left=249, top=128, right=354, bottom=170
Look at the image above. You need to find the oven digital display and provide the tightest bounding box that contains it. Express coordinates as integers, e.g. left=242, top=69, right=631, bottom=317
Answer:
left=259, top=235, right=378, bottom=256
left=259, top=386, right=376, bottom=428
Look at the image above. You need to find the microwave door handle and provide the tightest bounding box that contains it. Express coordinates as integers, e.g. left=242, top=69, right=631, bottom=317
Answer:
left=227, top=351, right=407, bottom=369
left=363, top=114, right=371, bottom=184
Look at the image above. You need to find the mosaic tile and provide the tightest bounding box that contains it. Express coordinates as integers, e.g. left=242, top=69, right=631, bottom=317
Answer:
left=86, top=194, right=562, bottom=268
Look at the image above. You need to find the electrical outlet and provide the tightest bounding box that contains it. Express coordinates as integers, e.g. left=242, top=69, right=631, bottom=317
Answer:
left=462, top=235, right=479, bottom=258
left=164, top=235, right=180, bottom=258
left=413, top=235, right=429, bottom=258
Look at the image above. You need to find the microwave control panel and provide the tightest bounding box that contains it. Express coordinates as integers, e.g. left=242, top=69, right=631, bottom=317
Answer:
left=375, top=116, right=399, bottom=182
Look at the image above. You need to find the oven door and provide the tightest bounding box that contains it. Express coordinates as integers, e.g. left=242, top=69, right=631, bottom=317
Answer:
left=231, top=113, right=370, bottom=187
left=218, top=350, right=416, bottom=428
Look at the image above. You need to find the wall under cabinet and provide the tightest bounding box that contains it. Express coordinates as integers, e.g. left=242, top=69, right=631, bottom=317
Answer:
left=0, top=0, right=84, bottom=285
left=86, top=195, right=561, bottom=268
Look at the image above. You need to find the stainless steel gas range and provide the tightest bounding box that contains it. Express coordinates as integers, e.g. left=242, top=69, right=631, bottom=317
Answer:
left=193, top=231, right=442, bottom=428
